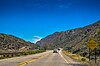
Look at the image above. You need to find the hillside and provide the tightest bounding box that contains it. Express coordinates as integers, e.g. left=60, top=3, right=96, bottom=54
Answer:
left=36, top=20, right=100, bottom=55
left=0, top=33, right=37, bottom=52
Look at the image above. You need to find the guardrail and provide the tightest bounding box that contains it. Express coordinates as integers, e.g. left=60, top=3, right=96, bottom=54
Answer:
left=0, top=52, right=23, bottom=58
left=0, top=50, right=46, bottom=59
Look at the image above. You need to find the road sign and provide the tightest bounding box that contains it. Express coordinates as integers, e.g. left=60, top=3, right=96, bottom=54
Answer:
left=87, top=38, right=98, bottom=50
left=87, top=38, right=98, bottom=63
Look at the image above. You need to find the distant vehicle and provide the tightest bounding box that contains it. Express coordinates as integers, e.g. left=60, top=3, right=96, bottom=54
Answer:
left=53, top=49, right=58, bottom=53
left=58, top=48, right=60, bottom=51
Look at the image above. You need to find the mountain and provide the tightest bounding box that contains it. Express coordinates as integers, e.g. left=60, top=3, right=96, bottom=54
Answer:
left=0, top=33, right=37, bottom=52
left=36, top=20, right=100, bottom=55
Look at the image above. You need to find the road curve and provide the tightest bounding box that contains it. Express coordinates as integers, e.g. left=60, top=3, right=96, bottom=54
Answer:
left=26, top=50, right=83, bottom=66
left=26, top=52, right=68, bottom=66
left=0, top=50, right=84, bottom=66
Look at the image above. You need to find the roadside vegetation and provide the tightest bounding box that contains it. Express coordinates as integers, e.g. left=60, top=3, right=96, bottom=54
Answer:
left=63, top=50, right=100, bottom=66
left=63, top=26, right=100, bottom=66
left=0, top=50, right=46, bottom=59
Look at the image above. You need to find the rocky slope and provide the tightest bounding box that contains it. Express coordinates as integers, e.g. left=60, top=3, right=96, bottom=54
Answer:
left=0, top=33, right=37, bottom=52
left=36, top=20, right=100, bottom=55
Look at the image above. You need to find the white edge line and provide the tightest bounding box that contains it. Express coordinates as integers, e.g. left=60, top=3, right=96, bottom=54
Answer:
left=59, top=50, right=70, bottom=64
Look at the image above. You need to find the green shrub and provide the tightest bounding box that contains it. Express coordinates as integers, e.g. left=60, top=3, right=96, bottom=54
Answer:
left=81, top=57, right=86, bottom=61
left=0, top=50, right=46, bottom=59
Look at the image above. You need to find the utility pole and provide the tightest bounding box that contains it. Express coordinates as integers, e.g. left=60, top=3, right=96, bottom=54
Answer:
left=94, top=48, right=97, bottom=63
left=89, top=48, right=91, bottom=61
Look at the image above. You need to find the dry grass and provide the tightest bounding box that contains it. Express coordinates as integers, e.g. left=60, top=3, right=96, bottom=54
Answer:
left=63, top=50, right=99, bottom=66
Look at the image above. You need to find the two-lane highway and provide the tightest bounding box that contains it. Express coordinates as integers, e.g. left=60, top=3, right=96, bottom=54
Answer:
left=0, top=51, right=52, bottom=66
left=26, top=52, right=68, bottom=66
left=26, top=50, right=83, bottom=66
left=0, top=50, right=83, bottom=66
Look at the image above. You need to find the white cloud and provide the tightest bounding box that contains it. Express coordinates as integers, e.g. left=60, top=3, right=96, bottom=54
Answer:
left=33, top=36, right=42, bottom=43
left=58, top=2, right=72, bottom=9
left=27, top=36, right=42, bottom=43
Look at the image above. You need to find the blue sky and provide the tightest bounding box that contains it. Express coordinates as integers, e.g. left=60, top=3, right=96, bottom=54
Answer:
left=0, top=0, right=100, bottom=43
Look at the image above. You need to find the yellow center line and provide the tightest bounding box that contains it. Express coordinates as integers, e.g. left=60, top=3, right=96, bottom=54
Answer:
left=16, top=53, right=50, bottom=66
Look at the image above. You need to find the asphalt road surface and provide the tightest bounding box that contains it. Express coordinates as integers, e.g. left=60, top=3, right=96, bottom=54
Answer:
left=0, top=50, right=84, bottom=66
